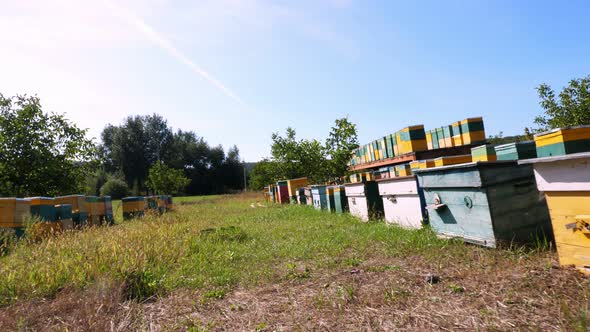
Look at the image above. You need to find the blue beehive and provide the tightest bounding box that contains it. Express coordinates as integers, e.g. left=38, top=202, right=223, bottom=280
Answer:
left=415, top=161, right=552, bottom=248
left=311, top=185, right=328, bottom=210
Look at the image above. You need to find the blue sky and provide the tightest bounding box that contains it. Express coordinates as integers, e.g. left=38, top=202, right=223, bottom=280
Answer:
left=1, top=0, right=589, bottom=161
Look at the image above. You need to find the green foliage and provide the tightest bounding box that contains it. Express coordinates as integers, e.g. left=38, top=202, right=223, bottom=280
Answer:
left=0, top=94, right=97, bottom=197
left=248, top=159, right=281, bottom=190
left=325, top=117, right=359, bottom=182
left=100, top=179, right=130, bottom=199
left=147, top=161, right=190, bottom=195
left=533, top=75, right=590, bottom=131
left=487, top=132, right=530, bottom=145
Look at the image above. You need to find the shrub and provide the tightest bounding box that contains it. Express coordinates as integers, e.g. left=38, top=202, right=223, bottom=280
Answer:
left=100, top=179, right=129, bottom=199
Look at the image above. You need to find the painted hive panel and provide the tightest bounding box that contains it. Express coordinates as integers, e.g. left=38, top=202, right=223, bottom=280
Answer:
left=443, top=125, right=453, bottom=147
left=436, top=127, right=446, bottom=148
left=534, top=126, right=590, bottom=157
left=471, top=145, right=497, bottom=162
left=460, top=117, right=486, bottom=145
left=326, top=187, right=336, bottom=212
left=495, top=141, right=537, bottom=160
left=378, top=176, right=425, bottom=229
left=399, top=125, right=427, bottom=154
left=452, top=121, right=463, bottom=146
left=434, top=154, right=472, bottom=167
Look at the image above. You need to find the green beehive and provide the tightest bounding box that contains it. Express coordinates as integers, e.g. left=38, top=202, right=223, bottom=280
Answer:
left=494, top=141, right=537, bottom=161
left=436, top=127, right=446, bottom=148
left=386, top=135, right=394, bottom=159
left=443, top=125, right=453, bottom=147
left=471, top=145, right=497, bottom=162
left=333, top=185, right=349, bottom=213
left=55, top=204, right=74, bottom=230
left=26, top=197, right=56, bottom=222
left=431, top=128, right=440, bottom=149
left=326, top=186, right=336, bottom=212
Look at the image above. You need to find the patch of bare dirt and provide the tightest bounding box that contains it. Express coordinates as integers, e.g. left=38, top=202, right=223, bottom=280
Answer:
left=1, top=251, right=588, bottom=331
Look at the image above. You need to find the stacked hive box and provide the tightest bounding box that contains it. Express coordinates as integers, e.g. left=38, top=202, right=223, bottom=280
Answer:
left=326, top=187, right=336, bottom=212
left=157, top=195, right=168, bottom=214
left=534, top=126, right=590, bottom=157
left=287, top=177, right=308, bottom=204
left=146, top=196, right=159, bottom=211
left=122, top=196, right=147, bottom=220
left=55, top=204, right=74, bottom=230
left=434, top=154, right=472, bottom=167
left=85, top=196, right=103, bottom=226
left=461, top=117, right=486, bottom=145
left=345, top=181, right=383, bottom=221
left=0, top=198, right=31, bottom=235
left=27, top=197, right=60, bottom=235
left=452, top=121, right=463, bottom=146
left=471, top=145, right=497, bottom=162
left=311, top=185, right=328, bottom=210
left=396, top=164, right=412, bottom=177
left=304, top=187, right=313, bottom=206
left=333, top=185, right=348, bottom=213
left=55, top=195, right=87, bottom=227
left=495, top=141, right=537, bottom=161
left=398, top=125, right=428, bottom=155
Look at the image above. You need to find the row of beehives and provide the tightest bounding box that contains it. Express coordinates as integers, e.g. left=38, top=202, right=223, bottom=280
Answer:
left=348, top=117, right=485, bottom=166
left=0, top=194, right=173, bottom=237
left=266, top=126, right=590, bottom=275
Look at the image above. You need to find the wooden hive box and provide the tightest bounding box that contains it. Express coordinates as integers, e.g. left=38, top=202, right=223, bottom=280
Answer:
left=443, top=125, right=454, bottom=147
left=396, top=164, right=412, bottom=177
left=452, top=121, right=463, bottom=146
left=426, top=130, right=434, bottom=150
left=326, top=186, right=336, bottom=212
left=388, top=166, right=398, bottom=178
left=26, top=197, right=56, bottom=222
left=167, top=196, right=174, bottom=210
left=393, top=132, right=400, bottom=156
left=303, top=187, right=313, bottom=206
left=55, top=195, right=87, bottom=226
left=0, top=198, right=31, bottom=228
left=460, top=117, right=486, bottom=145
left=276, top=181, right=290, bottom=204
left=55, top=204, right=74, bottom=230
left=103, top=196, right=114, bottom=223
left=311, top=185, right=328, bottom=210
left=434, top=154, right=472, bottom=167
left=122, top=196, right=147, bottom=220
left=534, top=126, right=590, bottom=157
left=431, top=128, right=440, bottom=149
left=386, top=135, right=394, bottom=158
left=85, top=196, right=102, bottom=226
left=287, top=177, right=308, bottom=202
left=471, top=145, right=497, bottom=162
left=379, top=137, right=388, bottom=159
left=333, top=185, right=349, bottom=214
left=296, top=188, right=307, bottom=205
left=495, top=141, right=537, bottom=161
left=436, top=127, right=446, bottom=149
left=410, top=159, right=435, bottom=171
left=345, top=181, right=383, bottom=222
left=415, top=161, right=552, bottom=248
left=398, top=125, right=428, bottom=155
left=520, top=152, right=590, bottom=274
left=377, top=175, right=426, bottom=229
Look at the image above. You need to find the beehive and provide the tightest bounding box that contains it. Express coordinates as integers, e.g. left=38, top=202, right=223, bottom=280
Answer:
left=520, top=152, right=590, bottom=274
left=55, top=204, right=74, bottom=230
left=431, top=128, right=440, bottom=149
left=55, top=195, right=87, bottom=226
left=287, top=177, right=308, bottom=203
left=85, top=196, right=102, bottom=226
left=379, top=137, right=388, bottom=159
left=534, top=126, right=590, bottom=157
left=398, top=125, right=427, bottom=155
left=345, top=181, right=383, bottom=221
left=297, top=188, right=307, bottom=205
left=393, top=132, right=400, bottom=156
left=434, top=154, right=472, bottom=167
left=333, top=185, right=349, bottom=214
left=311, top=185, right=328, bottom=210
left=326, top=186, right=336, bottom=213
left=452, top=121, right=463, bottom=146
left=377, top=176, right=426, bottom=229
left=443, top=125, right=453, bottom=147
left=0, top=198, right=31, bottom=228
left=386, top=135, right=394, bottom=158
left=410, top=159, right=435, bottom=171
left=103, top=196, right=114, bottom=223
left=27, top=197, right=56, bottom=222
left=146, top=195, right=159, bottom=210
left=460, top=117, right=486, bottom=145
left=304, top=187, right=313, bottom=206
left=471, top=145, right=497, bottom=162
left=388, top=166, right=397, bottom=178
left=426, top=130, right=434, bottom=150
left=495, top=141, right=537, bottom=161
left=436, top=127, right=446, bottom=149
left=276, top=181, right=290, bottom=204
left=396, top=164, right=412, bottom=177
left=122, top=196, right=147, bottom=220
left=415, top=161, right=551, bottom=248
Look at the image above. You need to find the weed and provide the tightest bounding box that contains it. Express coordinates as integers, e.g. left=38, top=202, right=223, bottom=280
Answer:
left=122, top=269, right=161, bottom=301
left=203, top=289, right=226, bottom=300
left=448, top=283, right=465, bottom=294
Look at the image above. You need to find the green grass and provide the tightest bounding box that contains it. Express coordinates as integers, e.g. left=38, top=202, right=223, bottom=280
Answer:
left=0, top=194, right=517, bottom=306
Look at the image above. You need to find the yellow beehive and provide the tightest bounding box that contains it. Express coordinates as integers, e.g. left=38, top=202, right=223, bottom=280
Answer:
left=398, top=125, right=428, bottom=155
left=395, top=164, right=412, bottom=177
left=471, top=145, right=497, bottom=162
left=410, top=159, right=435, bottom=170
left=426, top=130, right=434, bottom=150
left=461, top=117, right=486, bottom=145
left=55, top=195, right=87, bottom=214
left=434, top=154, right=472, bottom=167
left=0, top=198, right=31, bottom=228
left=287, top=177, right=308, bottom=197
left=452, top=121, right=464, bottom=146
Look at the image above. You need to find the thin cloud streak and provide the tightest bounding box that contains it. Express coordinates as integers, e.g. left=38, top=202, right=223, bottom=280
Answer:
left=103, top=0, right=247, bottom=107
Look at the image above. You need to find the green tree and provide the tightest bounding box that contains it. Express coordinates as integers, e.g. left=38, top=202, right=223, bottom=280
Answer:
left=325, top=117, right=359, bottom=182
left=533, top=75, right=590, bottom=131
left=100, top=179, right=129, bottom=199
left=248, top=159, right=281, bottom=190
left=147, top=161, right=190, bottom=195
left=0, top=94, right=97, bottom=197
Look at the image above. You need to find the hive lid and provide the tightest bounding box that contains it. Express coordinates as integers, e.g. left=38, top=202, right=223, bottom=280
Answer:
left=534, top=125, right=590, bottom=138
left=518, top=151, right=590, bottom=165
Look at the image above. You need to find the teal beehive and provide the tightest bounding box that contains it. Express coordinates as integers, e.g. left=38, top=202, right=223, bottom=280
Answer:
left=494, top=141, right=537, bottom=161
left=415, top=161, right=552, bottom=248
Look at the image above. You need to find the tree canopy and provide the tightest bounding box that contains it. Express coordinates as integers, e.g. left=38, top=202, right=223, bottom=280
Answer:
left=0, top=94, right=96, bottom=197
left=534, top=75, right=590, bottom=131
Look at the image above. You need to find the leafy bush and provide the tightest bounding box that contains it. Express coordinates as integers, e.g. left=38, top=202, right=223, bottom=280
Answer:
left=100, top=179, right=129, bottom=199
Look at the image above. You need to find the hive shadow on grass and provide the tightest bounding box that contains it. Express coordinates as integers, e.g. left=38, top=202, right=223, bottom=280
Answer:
left=199, top=226, right=249, bottom=243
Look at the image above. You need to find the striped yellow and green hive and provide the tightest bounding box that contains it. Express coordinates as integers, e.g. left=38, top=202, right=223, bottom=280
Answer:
left=388, top=166, right=397, bottom=178
left=534, top=126, right=590, bottom=157
left=122, top=196, right=147, bottom=220
left=426, top=130, right=434, bottom=150
left=443, top=125, right=453, bottom=147
left=471, top=145, right=497, bottom=162
left=85, top=196, right=102, bottom=226
left=55, top=204, right=74, bottom=230
left=333, top=185, right=349, bottom=213
left=436, top=127, right=446, bottom=148
left=379, top=137, right=388, bottom=159
left=431, top=128, right=440, bottom=149
left=494, top=141, right=537, bottom=160
left=26, top=197, right=56, bottom=222
left=398, top=125, right=427, bottom=155
left=55, top=195, right=87, bottom=227
left=385, top=135, right=394, bottom=158
left=157, top=195, right=169, bottom=213
left=0, top=198, right=31, bottom=229
left=434, top=154, right=472, bottom=167
left=392, top=133, right=400, bottom=156
left=451, top=121, right=463, bottom=146
left=396, top=164, right=412, bottom=177
left=460, top=117, right=486, bottom=145
left=326, top=186, right=336, bottom=212
left=410, top=159, right=435, bottom=171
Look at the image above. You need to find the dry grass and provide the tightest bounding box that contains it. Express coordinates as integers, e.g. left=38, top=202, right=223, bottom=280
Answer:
left=0, top=193, right=589, bottom=331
